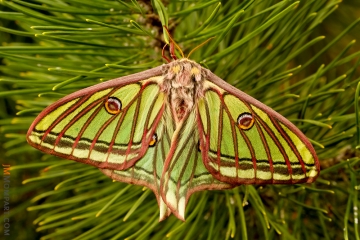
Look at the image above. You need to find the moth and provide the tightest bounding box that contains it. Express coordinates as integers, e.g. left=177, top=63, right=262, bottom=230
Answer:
left=27, top=43, right=320, bottom=221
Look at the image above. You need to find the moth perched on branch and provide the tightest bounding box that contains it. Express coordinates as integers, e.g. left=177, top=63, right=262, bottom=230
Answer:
left=27, top=39, right=319, bottom=221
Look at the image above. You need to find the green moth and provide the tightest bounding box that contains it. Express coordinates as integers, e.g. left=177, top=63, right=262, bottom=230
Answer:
left=27, top=53, right=320, bottom=221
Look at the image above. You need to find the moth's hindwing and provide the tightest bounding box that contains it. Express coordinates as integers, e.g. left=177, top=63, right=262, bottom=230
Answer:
left=159, top=108, right=232, bottom=220
left=99, top=118, right=172, bottom=221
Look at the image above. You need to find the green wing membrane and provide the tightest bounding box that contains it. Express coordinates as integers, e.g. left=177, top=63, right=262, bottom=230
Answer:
left=27, top=77, right=165, bottom=170
left=101, top=106, right=231, bottom=220
left=160, top=108, right=231, bottom=220
left=197, top=80, right=320, bottom=185
left=100, top=119, right=173, bottom=220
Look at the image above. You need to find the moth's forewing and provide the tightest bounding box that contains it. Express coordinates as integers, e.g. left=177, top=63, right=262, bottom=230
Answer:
left=27, top=66, right=165, bottom=170
left=197, top=69, right=320, bottom=185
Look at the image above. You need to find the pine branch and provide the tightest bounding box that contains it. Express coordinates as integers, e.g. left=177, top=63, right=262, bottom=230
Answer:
left=0, top=0, right=359, bottom=239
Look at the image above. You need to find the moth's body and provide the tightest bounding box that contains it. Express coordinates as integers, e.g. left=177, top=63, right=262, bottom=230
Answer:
left=27, top=58, right=320, bottom=221
left=162, top=59, right=204, bottom=123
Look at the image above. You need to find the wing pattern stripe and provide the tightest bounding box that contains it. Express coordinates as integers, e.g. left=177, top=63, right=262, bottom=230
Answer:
left=55, top=99, right=99, bottom=148
left=217, top=97, right=224, bottom=173
left=75, top=83, right=142, bottom=162
left=106, top=92, right=141, bottom=164
left=40, top=97, right=86, bottom=142
left=41, top=86, right=122, bottom=143
left=71, top=103, right=105, bottom=154
left=106, top=83, right=162, bottom=167
left=188, top=141, right=199, bottom=187
left=253, top=120, right=274, bottom=181
left=251, top=111, right=293, bottom=180
left=73, top=101, right=114, bottom=156
left=272, top=119, right=307, bottom=175
left=166, top=119, right=195, bottom=184
left=88, top=104, right=121, bottom=159
left=32, top=131, right=142, bottom=149
left=125, top=92, right=142, bottom=157
left=221, top=96, right=257, bottom=179
left=175, top=138, right=194, bottom=202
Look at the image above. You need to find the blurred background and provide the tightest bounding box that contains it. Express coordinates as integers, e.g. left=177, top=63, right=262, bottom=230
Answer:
left=0, top=0, right=359, bottom=239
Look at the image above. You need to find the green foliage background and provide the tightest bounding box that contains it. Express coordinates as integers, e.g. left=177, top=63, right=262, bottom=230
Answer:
left=0, top=0, right=359, bottom=239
